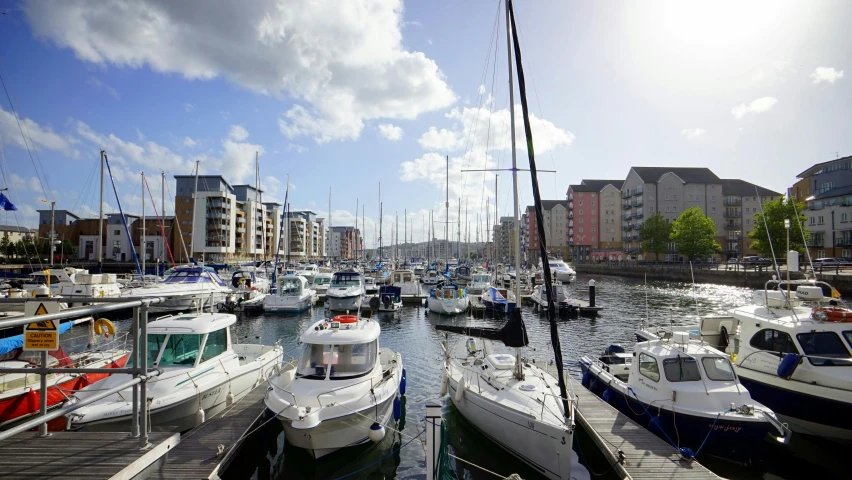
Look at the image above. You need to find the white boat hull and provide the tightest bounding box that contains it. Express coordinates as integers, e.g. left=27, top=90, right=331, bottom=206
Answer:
left=263, top=294, right=317, bottom=313
left=427, top=297, right=468, bottom=315
left=327, top=295, right=362, bottom=312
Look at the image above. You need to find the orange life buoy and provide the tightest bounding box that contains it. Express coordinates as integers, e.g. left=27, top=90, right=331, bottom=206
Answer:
left=812, top=306, right=852, bottom=322
left=333, top=315, right=358, bottom=323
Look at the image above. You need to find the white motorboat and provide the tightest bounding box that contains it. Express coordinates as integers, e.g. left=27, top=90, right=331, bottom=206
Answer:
left=295, top=264, right=320, bottom=284
left=637, top=279, right=852, bottom=441
left=228, top=268, right=271, bottom=294
left=265, top=314, right=404, bottom=458
left=263, top=275, right=317, bottom=313
left=437, top=314, right=576, bottom=480
left=426, top=283, right=469, bottom=316
left=22, top=268, right=121, bottom=303
left=422, top=269, right=442, bottom=286
left=548, top=259, right=576, bottom=283
left=363, top=276, right=379, bottom=295
left=390, top=269, right=421, bottom=297
left=66, top=312, right=282, bottom=432
left=376, top=285, right=402, bottom=312
left=311, top=273, right=333, bottom=295
left=326, top=271, right=365, bottom=312
left=581, top=335, right=788, bottom=461
left=123, top=266, right=232, bottom=312
left=530, top=284, right=579, bottom=314
left=465, top=273, right=491, bottom=311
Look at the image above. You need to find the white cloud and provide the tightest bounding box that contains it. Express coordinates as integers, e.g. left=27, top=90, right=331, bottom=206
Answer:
left=88, top=76, right=119, bottom=99
left=287, top=143, right=308, bottom=153
left=10, top=173, right=42, bottom=193
left=228, top=125, right=249, bottom=141
left=810, top=67, right=844, bottom=84
left=378, top=123, right=403, bottom=141
left=0, top=106, right=77, bottom=155
left=183, top=136, right=197, bottom=148
left=681, top=128, right=705, bottom=139
left=731, top=97, right=778, bottom=119
left=24, top=0, right=456, bottom=144
left=183, top=103, right=195, bottom=112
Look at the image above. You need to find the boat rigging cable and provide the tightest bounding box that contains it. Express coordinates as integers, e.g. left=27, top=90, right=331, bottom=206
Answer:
left=507, top=0, right=570, bottom=413
left=271, top=180, right=290, bottom=290
left=0, top=137, right=42, bottom=271
left=103, top=153, right=142, bottom=278
left=143, top=174, right=176, bottom=267
left=163, top=177, right=190, bottom=262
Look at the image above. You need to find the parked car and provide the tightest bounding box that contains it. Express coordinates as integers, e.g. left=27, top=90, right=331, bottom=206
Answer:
left=812, top=257, right=850, bottom=268
left=741, top=256, right=772, bottom=266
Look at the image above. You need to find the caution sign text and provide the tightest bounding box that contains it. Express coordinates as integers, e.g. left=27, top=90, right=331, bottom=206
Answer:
left=23, top=302, right=60, bottom=351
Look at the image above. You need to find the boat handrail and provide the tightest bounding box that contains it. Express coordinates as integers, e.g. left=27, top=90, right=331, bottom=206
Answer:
left=316, top=355, right=399, bottom=407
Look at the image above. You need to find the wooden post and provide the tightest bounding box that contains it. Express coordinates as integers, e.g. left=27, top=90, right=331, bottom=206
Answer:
left=425, top=402, right=442, bottom=480
left=589, top=279, right=596, bottom=308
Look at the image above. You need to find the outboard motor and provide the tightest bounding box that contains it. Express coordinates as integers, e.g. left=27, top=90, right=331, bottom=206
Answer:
left=382, top=294, right=393, bottom=308
left=601, top=344, right=626, bottom=365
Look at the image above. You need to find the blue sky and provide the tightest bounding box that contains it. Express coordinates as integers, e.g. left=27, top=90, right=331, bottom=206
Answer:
left=0, top=0, right=850, bottom=248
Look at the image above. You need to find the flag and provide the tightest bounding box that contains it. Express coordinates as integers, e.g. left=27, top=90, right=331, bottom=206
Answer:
left=832, top=287, right=841, bottom=299
left=0, top=193, right=17, bottom=211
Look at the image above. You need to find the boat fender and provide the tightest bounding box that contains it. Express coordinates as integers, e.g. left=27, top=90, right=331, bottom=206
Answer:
left=369, top=297, right=380, bottom=310
left=588, top=375, right=599, bottom=393
left=26, top=388, right=36, bottom=412
left=581, top=371, right=591, bottom=388
left=400, top=369, right=407, bottom=395
left=368, top=422, right=386, bottom=442
left=440, top=370, right=448, bottom=396
left=602, top=388, right=611, bottom=404
left=196, top=406, right=206, bottom=426
left=226, top=391, right=234, bottom=406
left=393, top=397, right=402, bottom=421
left=679, top=447, right=695, bottom=461
left=455, top=377, right=466, bottom=402
left=94, top=318, right=116, bottom=337
left=777, top=353, right=802, bottom=380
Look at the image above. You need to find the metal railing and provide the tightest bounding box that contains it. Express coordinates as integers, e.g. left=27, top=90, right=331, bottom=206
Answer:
left=0, top=297, right=163, bottom=447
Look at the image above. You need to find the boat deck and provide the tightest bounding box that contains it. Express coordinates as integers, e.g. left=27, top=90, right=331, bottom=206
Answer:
left=0, top=431, right=178, bottom=479
left=153, top=382, right=269, bottom=479
left=547, top=368, right=722, bottom=480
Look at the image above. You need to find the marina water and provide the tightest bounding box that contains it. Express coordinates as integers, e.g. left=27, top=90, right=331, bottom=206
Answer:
left=94, top=275, right=845, bottom=479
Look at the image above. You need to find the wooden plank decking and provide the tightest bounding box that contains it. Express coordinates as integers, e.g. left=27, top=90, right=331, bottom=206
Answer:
left=152, top=382, right=269, bottom=480
left=0, top=431, right=178, bottom=479
left=549, top=368, right=722, bottom=480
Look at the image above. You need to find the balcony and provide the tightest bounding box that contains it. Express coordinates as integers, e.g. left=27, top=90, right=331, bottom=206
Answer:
left=724, top=198, right=742, bottom=206
left=236, top=227, right=246, bottom=233
left=622, top=190, right=631, bottom=199
left=634, top=212, right=644, bottom=219
left=723, top=210, right=741, bottom=219
left=807, top=240, right=824, bottom=247
left=725, top=224, right=743, bottom=231
left=237, top=217, right=245, bottom=223
left=836, top=238, right=852, bottom=247
left=622, top=203, right=632, bottom=210
left=567, top=194, right=573, bottom=201
left=622, top=225, right=631, bottom=231
left=568, top=212, right=573, bottom=219
left=568, top=202, right=574, bottom=210
left=622, top=213, right=632, bottom=221
left=633, top=187, right=644, bottom=196
left=726, top=232, right=742, bottom=240
left=631, top=199, right=643, bottom=207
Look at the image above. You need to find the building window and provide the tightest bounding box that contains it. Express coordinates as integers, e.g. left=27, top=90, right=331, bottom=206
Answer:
left=114, top=230, right=120, bottom=236
left=579, top=210, right=583, bottom=215
left=818, top=249, right=826, bottom=257
left=712, top=195, right=716, bottom=200
left=818, top=216, right=824, bottom=225
left=665, top=195, right=670, bottom=200
left=673, top=194, right=677, bottom=200
left=579, top=228, right=584, bottom=233
left=579, top=201, right=583, bottom=206
left=843, top=213, right=849, bottom=223
left=591, top=201, right=596, bottom=206
left=810, top=217, right=815, bottom=225
left=711, top=207, right=716, bottom=213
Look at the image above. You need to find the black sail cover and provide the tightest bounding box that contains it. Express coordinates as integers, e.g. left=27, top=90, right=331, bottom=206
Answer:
left=435, top=308, right=529, bottom=347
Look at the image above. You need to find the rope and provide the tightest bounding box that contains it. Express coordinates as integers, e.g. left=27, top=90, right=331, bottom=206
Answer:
left=331, top=428, right=425, bottom=480
left=143, top=175, right=176, bottom=267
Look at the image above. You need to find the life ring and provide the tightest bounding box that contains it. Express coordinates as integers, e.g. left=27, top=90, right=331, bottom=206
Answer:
left=94, top=318, right=116, bottom=336
left=812, top=307, right=852, bottom=322
left=333, top=315, right=358, bottom=323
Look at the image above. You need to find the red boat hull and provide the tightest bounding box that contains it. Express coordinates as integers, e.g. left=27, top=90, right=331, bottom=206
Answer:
left=0, top=352, right=131, bottom=428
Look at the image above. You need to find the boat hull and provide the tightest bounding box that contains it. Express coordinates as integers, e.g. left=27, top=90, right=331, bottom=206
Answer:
left=326, top=295, right=363, bottom=313
left=581, top=364, right=773, bottom=460
left=426, top=297, right=468, bottom=315
left=263, top=294, right=316, bottom=313
left=280, top=394, right=397, bottom=459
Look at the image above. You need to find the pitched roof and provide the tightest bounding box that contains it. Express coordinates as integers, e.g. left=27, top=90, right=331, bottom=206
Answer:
left=796, top=155, right=852, bottom=178
left=631, top=167, right=720, bottom=184
left=720, top=179, right=782, bottom=197
left=811, top=184, right=852, bottom=201
left=0, top=225, right=36, bottom=233
left=567, top=179, right=624, bottom=194
left=526, top=200, right=569, bottom=211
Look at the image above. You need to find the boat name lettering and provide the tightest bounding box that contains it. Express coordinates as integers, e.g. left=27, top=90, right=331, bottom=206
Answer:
left=708, top=424, right=741, bottom=433
left=201, top=387, right=222, bottom=400
left=527, top=421, right=535, bottom=429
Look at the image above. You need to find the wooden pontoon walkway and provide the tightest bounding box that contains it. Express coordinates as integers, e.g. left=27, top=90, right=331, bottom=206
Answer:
left=152, top=382, right=269, bottom=480
left=0, top=431, right=178, bottom=479
left=548, top=368, right=722, bottom=480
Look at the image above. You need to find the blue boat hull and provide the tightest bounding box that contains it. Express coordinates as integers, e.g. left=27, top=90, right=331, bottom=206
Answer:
left=580, top=364, right=772, bottom=461
left=482, top=300, right=516, bottom=314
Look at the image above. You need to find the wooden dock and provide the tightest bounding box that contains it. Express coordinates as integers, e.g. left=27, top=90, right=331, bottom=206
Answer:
left=152, top=383, right=269, bottom=479
left=0, top=431, right=178, bottom=479
left=548, top=369, right=722, bottom=480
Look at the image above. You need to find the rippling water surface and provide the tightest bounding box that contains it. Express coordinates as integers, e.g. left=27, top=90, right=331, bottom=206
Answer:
left=124, top=274, right=842, bottom=480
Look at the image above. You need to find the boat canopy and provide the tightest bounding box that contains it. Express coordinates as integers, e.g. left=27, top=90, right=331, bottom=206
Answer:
left=279, top=276, right=308, bottom=295
left=148, top=312, right=236, bottom=335
left=164, top=267, right=228, bottom=286
left=331, top=272, right=362, bottom=286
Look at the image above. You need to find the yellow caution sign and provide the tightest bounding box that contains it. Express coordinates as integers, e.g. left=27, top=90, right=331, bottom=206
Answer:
left=23, top=301, right=60, bottom=351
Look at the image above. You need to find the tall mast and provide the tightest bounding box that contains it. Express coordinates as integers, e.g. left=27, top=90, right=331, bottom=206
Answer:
left=161, top=170, right=166, bottom=260
left=457, top=198, right=461, bottom=261
left=445, top=155, right=449, bottom=268
left=328, top=187, right=332, bottom=260
left=254, top=151, right=261, bottom=264
left=495, top=175, right=499, bottom=264
left=141, top=172, right=146, bottom=280
left=190, top=159, right=199, bottom=261
left=362, top=204, right=365, bottom=261
left=404, top=209, right=407, bottom=263
left=356, top=198, right=359, bottom=261
left=98, top=150, right=105, bottom=265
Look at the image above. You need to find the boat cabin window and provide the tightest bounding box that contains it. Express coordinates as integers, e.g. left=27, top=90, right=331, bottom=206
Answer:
left=796, top=332, right=852, bottom=366
left=638, top=353, right=660, bottom=382
left=148, top=334, right=201, bottom=367
left=702, top=357, right=736, bottom=381
left=663, top=357, right=701, bottom=382
left=844, top=331, right=852, bottom=350
left=749, top=329, right=798, bottom=355
left=329, top=341, right=377, bottom=379
left=200, top=328, right=228, bottom=362
left=26, top=275, right=60, bottom=285
left=297, top=343, right=334, bottom=379
left=280, top=278, right=303, bottom=295
left=313, top=277, right=331, bottom=285
left=332, top=273, right=361, bottom=286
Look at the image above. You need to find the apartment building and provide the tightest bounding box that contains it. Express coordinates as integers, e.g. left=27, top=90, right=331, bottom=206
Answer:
left=566, top=180, right=624, bottom=262
left=795, top=155, right=852, bottom=258
left=720, top=180, right=782, bottom=259
left=328, top=226, right=361, bottom=260
left=526, top=200, right=570, bottom=264
left=283, top=210, right=326, bottom=260
left=493, top=216, right=515, bottom=262
left=0, top=225, right=36, bottom=243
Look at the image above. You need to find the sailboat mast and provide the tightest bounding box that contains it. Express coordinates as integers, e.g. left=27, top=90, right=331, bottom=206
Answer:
left=404, top=209, right=407, bottom=264
left=355, top=197, right=359, bottom=261
left=254, top=151, right=260, bottom=264
left=506, top=1, right=521, bottom=302
left=445, top=156, right=449, bottom=268
left=495, top=175, right=499, bottom=264
left=328, top=187, right=332, bottom=261
left=98, top=150, right=105, bottom=264
left=141, top=172, right=146, bottom=280
left=190, top=159, right=199, bottom=261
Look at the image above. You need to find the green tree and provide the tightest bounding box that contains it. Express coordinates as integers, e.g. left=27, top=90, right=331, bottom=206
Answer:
left=640, top=213, right=672, bottom=261
left=748, top=197, right=808, bottom=259
left=671, top=207, right=721, bottom=259
left=0, top=232, right=8, bottom=263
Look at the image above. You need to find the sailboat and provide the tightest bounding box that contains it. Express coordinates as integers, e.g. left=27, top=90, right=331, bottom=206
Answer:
left=437, top=2, right=576, bottom=478
left=426, top=157, right=469, bottom=315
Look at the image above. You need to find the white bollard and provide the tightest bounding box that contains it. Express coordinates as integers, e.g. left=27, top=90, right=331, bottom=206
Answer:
left=425, top=402, right=442, bottom=480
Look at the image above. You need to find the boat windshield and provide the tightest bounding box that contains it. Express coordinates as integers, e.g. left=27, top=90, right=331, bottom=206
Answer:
left=796, top=332, right=852, bottom=366
left=296, top=341, right=377, bottom=380
left=147, top=334, right=201, bottom=367
left=549, top=262, right=568, bottom=270
left=701, top=357, right=736, bottom=381
left=280, top=278, right=303, bottom=295
left=332, top=273, right=361, bottom=286
left=663, top=356, right=701, bottom=382
left=472, top=275, right=490, bottom=283
left=25, top=274, right=60, bottom=285
left=313, top=277, right=331, bottom=285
